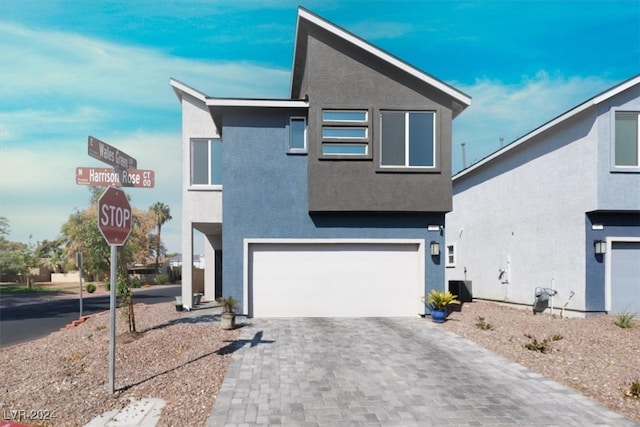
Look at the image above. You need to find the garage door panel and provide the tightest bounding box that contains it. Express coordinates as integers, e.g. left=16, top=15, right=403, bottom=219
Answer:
left=250, top=243, right=422, bottom=317
left=611, top=241, right=640, bottom=314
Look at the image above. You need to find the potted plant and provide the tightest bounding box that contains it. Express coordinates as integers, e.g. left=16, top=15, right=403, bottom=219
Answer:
left=423, top=289, right=459, bottom=323
left=217, top=296, right=239, bottom=330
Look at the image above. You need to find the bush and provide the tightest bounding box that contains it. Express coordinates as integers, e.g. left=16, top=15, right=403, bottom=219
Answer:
left=614, top=311, right=636, bottom=329
left=625, top=380, right=640, bottom=399
left=523, top=334, right=563, bottom=353
left=104, top=282, right=110, bottom=291
left=130, top=277, right=142, bottom=288
left=155, top=274, right=168, bottom=285
left=86, top=283, right=96, bottom=293
left=475, top=316, right=494, bottom=330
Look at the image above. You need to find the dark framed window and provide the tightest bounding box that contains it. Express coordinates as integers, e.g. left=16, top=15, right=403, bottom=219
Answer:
left=380, top=111, right=435, bottom=168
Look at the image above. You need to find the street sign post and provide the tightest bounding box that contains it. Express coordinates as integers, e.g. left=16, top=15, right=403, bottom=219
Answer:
left=97, top=187, right=132, bottom=394
left=76, top=167, right=155, bottom=188
left=88, top=135, right=137, bottom=169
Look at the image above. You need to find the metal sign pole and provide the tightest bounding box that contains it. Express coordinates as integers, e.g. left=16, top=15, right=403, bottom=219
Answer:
left=108, top=244, right=117, bottom=394
left=77, top=252, right=83, bottom=318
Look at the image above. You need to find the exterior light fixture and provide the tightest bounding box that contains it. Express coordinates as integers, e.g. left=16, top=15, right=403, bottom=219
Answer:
left=430, top=241, right=440, bottom=256
left=594, top=240, right=606, bottom=255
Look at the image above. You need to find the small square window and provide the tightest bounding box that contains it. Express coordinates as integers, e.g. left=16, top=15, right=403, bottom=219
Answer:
left=289, top=117, right=307, bottom=153
left=445, top=244, right=456, bottom=267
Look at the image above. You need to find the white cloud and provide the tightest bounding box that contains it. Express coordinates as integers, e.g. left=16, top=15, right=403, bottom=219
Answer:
left=452, top=71, right=616, bottom=171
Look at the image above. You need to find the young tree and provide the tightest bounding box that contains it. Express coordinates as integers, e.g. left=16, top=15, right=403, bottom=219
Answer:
left=149, top=202, right=172, bottom=274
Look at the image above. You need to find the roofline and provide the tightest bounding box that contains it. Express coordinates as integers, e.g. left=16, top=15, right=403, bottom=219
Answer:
left=293, top=7, right=471, bottom=109
left=206, top=98, right=309, bottom=108
left=169, top=78, right=207, bottom=103
left=453, top=74, right=640, bottom=182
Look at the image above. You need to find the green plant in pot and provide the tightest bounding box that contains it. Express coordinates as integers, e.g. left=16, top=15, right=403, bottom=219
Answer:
left=423, top=289, right=459, bottom=323
left=218, top=296, right=239, bottom=330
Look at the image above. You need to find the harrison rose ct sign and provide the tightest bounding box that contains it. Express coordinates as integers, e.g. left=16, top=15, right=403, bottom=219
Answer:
left=98, top=187, right=132, bottom=246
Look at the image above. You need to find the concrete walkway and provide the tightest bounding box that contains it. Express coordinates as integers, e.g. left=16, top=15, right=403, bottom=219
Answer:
left=207, top=317, right=638, bottom=427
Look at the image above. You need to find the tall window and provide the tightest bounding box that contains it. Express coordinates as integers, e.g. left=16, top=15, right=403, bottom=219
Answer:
left=615, top=112, right=640, bottom=167
left=289, top=117, right=307, bottom=153
left=191, top=138, right=222, bottom=186
left=380, top=111, right=435, bottom=167
left=446, top=244, right=456, bottom=267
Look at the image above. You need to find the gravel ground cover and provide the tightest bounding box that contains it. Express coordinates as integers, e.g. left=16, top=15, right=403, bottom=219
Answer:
left=1, top=295, right=638, bottom=426
left=0, top=302, right=239, bottom=427
left=441, top=300, right=640, bottom=424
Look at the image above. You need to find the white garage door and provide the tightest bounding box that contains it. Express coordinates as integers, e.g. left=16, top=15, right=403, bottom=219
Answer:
left=610, top=241, right=640, bottom=314
left=248, top=241, right=423, bottom=317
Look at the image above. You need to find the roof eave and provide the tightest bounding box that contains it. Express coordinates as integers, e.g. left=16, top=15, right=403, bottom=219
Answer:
left=453, top=74, right=640, bottom=182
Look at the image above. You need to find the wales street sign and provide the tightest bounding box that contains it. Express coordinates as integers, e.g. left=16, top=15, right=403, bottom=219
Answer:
left=88, top=135, right=137, bottom=169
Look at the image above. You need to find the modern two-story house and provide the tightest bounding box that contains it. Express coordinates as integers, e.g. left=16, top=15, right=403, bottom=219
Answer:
left=446, top=75, right=640, bottom=317
left=170, top=7, right=470, bottom=316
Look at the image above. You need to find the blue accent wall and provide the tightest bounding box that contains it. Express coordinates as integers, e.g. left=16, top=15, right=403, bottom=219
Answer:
left=221, top=109, right=445, bottom=313
left=585, top=212, right=640, bottom=311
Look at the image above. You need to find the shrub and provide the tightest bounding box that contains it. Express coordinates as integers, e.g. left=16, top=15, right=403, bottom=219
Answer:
left=130, top=277, right=142, bottom=288
left=86, top=283, right=96, bottom=293
left=625, top=380, right=640, bottom=399
left=155, top=274, right=168, bottom=286
left=475, top=316, right=494, bottom=330
left=104, top=282, right=110, bottom=291
left=523, top=334, right=563, bottom=353
left=614, top=311, right=636, bottom=329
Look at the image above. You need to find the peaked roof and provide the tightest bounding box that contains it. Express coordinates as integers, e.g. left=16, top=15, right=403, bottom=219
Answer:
left=291, top=7, right=471, bottom=117
left=454, top=74, right=640, bottom=181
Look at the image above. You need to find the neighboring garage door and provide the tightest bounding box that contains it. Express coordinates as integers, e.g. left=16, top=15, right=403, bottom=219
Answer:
left=248, top=241, right=423, bottom=317
left=610, top=241, right=640, bottom=314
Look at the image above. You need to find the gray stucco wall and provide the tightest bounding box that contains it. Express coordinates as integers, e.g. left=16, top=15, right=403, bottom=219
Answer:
left=221, top=109, right=445, bottom=313
left=301, top=30, right=454, bottom=213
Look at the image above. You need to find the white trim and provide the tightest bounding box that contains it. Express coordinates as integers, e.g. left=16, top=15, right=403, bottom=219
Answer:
left=243, top=238, right=426, bottom=316
left=604, top=236, right=640, bottom=312
left=455, top=75, right=640, bottom=181
left=170, top=78, right=207, bottom=103
left=206, top=98, right=309, bottom=108
left=297, top=9, right=471, bottom=108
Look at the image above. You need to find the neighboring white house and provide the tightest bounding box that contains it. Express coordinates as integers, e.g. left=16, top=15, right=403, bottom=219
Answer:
left=446, top=75, right=640, bottom=317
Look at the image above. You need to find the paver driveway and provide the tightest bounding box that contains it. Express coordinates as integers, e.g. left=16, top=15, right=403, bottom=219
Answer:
left=207, top=317, right=637, bottom=427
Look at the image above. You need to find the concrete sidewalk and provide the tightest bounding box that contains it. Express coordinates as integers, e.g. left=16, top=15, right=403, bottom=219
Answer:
left=207, top=317, right=638, bottom=427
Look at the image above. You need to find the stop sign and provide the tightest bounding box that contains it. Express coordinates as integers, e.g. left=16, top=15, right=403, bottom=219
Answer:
left=98, top=187, right=132, bottom=246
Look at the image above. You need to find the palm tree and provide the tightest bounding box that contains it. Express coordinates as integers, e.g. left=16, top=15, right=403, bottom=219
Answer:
left=149, top=202, right=172, bottom=274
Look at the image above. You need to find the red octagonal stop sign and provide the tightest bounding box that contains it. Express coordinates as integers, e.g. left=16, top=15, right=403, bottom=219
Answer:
left=98, top=187, right=132, bottom=246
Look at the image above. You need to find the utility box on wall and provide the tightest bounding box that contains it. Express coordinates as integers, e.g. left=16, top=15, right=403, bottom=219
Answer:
left=449, top=280, right=473, bottom=302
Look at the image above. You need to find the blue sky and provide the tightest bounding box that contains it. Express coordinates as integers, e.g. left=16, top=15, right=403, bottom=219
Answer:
left=1, top=0, right=639, bottom=254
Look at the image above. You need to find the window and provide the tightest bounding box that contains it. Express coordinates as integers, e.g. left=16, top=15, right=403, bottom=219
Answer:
left=289, top=117, right=307, bottom=153
left=446, top=244, right=456, bottom=267
left=321, top=109, right=369, bottom=157
left=615, top=112, right=639, bottom=167
left=191, top=138, right=222, bottom=186
left=380, top=111, right=435, bottom=167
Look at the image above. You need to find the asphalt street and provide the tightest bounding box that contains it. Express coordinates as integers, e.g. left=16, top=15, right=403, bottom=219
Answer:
left=0, top=284, right=180, bottom=348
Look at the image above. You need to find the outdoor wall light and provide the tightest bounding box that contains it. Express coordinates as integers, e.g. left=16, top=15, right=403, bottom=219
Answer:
left=430, top=241, right=440, bottom=256
left=594, top=240, right=606, bottom=255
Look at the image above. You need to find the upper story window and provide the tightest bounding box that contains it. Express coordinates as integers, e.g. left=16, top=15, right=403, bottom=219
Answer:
left=191, top=138, right=222, bottom=186
left=380, top=111, right=435, bottom=168
left=614, top=111, right=639, bottom=168
left=321, top=109, right=370, bottom=157
left=289, top=117, right=307, bottom=153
